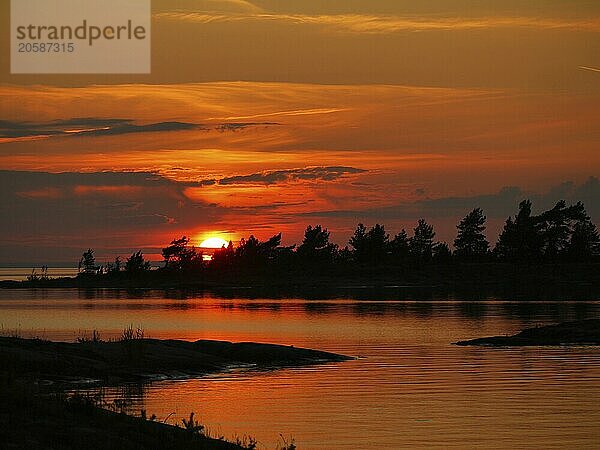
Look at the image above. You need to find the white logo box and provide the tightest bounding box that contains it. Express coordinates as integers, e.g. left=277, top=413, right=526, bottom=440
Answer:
left=11, top=0, right=151, bottom=74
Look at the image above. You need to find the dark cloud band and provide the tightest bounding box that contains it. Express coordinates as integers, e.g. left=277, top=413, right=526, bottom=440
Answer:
left=200, top=166, right=367, bottom=186
left=0, top=118, right=278, bottom=141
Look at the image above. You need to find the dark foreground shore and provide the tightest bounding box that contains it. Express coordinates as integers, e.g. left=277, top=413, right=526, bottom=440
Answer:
left=0, top=386, right=245, bottom=450
left=455, top=319, right=600, bottom=346
left=0, top=336, right=351, bottom=383
left=0, top=337, right=350, bottom=449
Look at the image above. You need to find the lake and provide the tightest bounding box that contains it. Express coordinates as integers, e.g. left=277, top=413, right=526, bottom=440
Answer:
left=0, top=288, right=599, bottom=449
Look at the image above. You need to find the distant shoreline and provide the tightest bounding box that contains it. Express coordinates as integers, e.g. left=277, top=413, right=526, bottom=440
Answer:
left=1, top=262, right=599, bottom=298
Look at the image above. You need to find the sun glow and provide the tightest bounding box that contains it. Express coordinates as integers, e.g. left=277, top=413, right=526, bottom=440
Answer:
left=199, top=237, right=229, bottom=249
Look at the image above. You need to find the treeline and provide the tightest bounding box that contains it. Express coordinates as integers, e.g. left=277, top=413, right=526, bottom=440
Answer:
left=79, top=199, right=599, bottom=278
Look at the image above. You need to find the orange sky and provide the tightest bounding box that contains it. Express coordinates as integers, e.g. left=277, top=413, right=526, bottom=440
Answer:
left=0, top=0, right=599, bottom=264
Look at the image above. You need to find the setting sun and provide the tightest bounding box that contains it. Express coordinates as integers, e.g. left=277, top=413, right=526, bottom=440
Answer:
left=199, top=237, right=229, bottom=249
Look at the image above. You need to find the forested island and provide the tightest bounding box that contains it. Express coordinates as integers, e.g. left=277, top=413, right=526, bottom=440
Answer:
left=3, top=200, right=599, bottom=291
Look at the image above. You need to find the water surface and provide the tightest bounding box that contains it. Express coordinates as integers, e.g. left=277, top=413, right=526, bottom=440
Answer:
left=0, top=289, right=598, bottom=449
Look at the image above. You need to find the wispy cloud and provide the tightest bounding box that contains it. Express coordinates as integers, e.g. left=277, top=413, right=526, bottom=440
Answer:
left=156, top=12, right=600, bottom=33
left=0, top=118, right=278, bottom=143
left=215, top=122, right=279, bottom=131
left=206, top=108, right=348, bottom=121
left=579, top=66, right=600, bottom=73
left=202, top=0, right=261, bottom=13
left=200, top=166, right=367, bottom=186
left=0, top=118, right=199, bottom=142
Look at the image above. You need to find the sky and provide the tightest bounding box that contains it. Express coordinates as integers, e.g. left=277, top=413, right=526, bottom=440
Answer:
left=0, top=0, right=599, bottom=264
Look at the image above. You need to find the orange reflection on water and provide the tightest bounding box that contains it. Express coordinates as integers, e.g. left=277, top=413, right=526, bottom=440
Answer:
left=2, top=291, right=600, bottom=449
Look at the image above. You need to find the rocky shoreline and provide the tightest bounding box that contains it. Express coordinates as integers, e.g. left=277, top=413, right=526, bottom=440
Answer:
left=1, top=336, right=351, bottom=384
left=455, top=319, right=600, bottom=346
left=0, top=336, right=351, bottom=449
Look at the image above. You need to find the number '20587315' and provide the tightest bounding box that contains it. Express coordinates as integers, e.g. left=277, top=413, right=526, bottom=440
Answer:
left=18, top=42, right=75, bottom=53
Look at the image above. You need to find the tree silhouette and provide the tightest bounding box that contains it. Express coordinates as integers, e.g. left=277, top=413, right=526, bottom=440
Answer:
left=235, top=233, right=283, bottom=268
left=349, top=224, right=368, bottom=262
left=349, top=224, right=389, bottom=263
left=161, top=236, right=203, bottom=271
left=537, top=201, right=575, bottom=258
left=367, top=224, right=390, bottom=260
left=565, top=207, right=600, bottom=260
left=495, top=200, right=542, bottom=260
left=454, top=208, right=489, bottom=260
left=337, top=246, right=353, bottom=264
left=72, top=197, right=597, bottom=284
left=390, top=229, right=410, bottom=261
left=211, top=240, right=235, bottom=269
left=433, top=242, right=452, bottom=262
left=162, top=236, right=188, bottom=268
left=125, top=251, right=151, bottom=274
left=106, top=256, right=122, bottom=275
left=235, top=235, right=260, bottom=265
left=80, top=249, right=97, bottom=274
left=495, top=199, right=597, bottom=261
left=297, top=225, right=338, bottom=263
left=410, top=219, right=435, bottom=261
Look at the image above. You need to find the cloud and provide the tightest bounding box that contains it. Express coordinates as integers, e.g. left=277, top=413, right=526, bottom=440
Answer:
left=579, top=66, right=600, bottom=73
left=206, top=108, right=347, bottom=121
left=80, top=121, right=199, bottom=136
left=201, top=166, right=367, bottom=186
left=156, top=12, right=600, bottom=33
left=207, top=0, right=261, bottom=13
left=0, top=118, right=129, bottom=138
left=0, top=118, right=200, bottom=142
left=215, top=122, right=279, bottom=131
left=302, top=177, right=600, bottom=221
left=0, top=118, right=279, bottom=143
left=0, top=170, right=223, bottom=244
left=155, top=0, right=261, bottom=14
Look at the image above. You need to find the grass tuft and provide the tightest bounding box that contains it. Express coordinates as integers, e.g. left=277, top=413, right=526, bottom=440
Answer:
left=76, top=329, right=102, bottom=343
left=278, top=435, right=297, bottom=450
left=182, top=411, right=205, bottom=435
left=120, top=324, right=145, bottom=341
